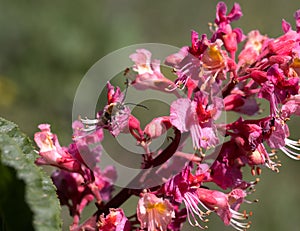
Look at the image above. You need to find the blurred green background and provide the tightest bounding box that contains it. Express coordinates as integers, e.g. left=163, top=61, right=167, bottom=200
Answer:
left=1, top=0, right=300, bottom=230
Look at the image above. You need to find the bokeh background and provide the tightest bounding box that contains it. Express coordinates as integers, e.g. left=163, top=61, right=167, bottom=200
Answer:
left=1, top=0, right=300, bottom=230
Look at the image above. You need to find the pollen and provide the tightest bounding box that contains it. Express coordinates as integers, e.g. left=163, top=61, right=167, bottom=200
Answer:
left=256, top=167, right=262, bottom=175
left=291, top=57, right=300, bottom=68
left=208, top=45, right=223, bottom=62
left=251, top=167, right=256, bottom=176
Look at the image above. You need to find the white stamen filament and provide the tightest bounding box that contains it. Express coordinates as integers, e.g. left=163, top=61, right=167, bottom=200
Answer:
left=79, top=117, right=101, bottom=133
left=279, top=138, right=300, bottom=160
left=231, top=210, right=246, bottom=220
left=83, top=125, right=97, bottom=132
left=180, top=62, right=193, bottom=75
left=190, top=123, right=202, bottom=149
left=285, top=138, right=300, bottom=151
left=81, top=118, right=99, bottom=124
left=280, top=147, right=300, bottom=160
left=165, top=84, right=178, bottom=92
left=183, top=192, right=210, bottom=229
left=200, top=71, right=219, bottom=91
left=229, top=208, right=251, bottom=231
left=175, top=76, right=189, bottom=90
left=265, top=159, right=280, bottom=172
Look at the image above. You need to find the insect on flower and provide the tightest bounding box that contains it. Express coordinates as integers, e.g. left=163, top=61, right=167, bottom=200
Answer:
left=33, top=2, right=300, bottom=231
left=80, top=78, right=147, bottom=137
left=100, top=101, right=127, bottom=127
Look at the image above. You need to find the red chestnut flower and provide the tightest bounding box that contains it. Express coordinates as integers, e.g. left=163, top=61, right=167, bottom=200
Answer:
left=33, top=2, right=300, bottom=231
left=137, top=192, right=175, bottom=231
left=129, top=49, right=177, bottom=93
left=170, top=91, right=222, bottom=150
left=197, top=188, right=251, bottom=231
left=98, top=208, right=131, bottom=231
left=34, top=124, right=83, bottom=173
left=162, top=165, right=212, bottom=229
left=213, top=2, right=245, bottom=58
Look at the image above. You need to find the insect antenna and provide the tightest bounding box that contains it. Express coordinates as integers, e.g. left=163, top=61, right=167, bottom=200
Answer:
left=122, top=74, right=149, bottom=110
left=121, top=77, right=130, bottom=104
left=124, top=102, right=149, bottom=110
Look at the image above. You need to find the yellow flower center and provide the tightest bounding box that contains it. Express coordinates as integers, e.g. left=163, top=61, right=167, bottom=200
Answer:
left=208, top=45, right=223, bottom=63
left=253, top=41, right=262, bottom=52
left=146, top=202, right=166, bottom=214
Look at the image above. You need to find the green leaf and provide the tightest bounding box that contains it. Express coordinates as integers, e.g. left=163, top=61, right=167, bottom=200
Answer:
left=0, top=117, right=62, bottom=231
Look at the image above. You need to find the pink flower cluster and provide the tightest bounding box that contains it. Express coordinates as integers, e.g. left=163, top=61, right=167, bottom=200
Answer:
left=34, top=2, right=300, bottom=231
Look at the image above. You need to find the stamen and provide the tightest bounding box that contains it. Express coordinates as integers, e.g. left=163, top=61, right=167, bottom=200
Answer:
left=180, top=62, right=193, bottom=74
left=265, top=159, right=280, bottom=172
left=200, top=71, right=219, bottom=91
left=256, top=167, right=262, bottom=175
left=251, top=167, right=256, bottom=176
left=165, top=84, right=178, bottom=92
left=183, top=192, right=211, bottom=229
left=230, top=218, right=251, bottom=231
left=229, top=209, right=251, bottom=231
left=284, top=138, right=300, bottom=159
left=177, top=78, right=189, bottom=90
left=280, top=146, right=300, bottom=160
left=81, top=118, right=99, bottom=124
